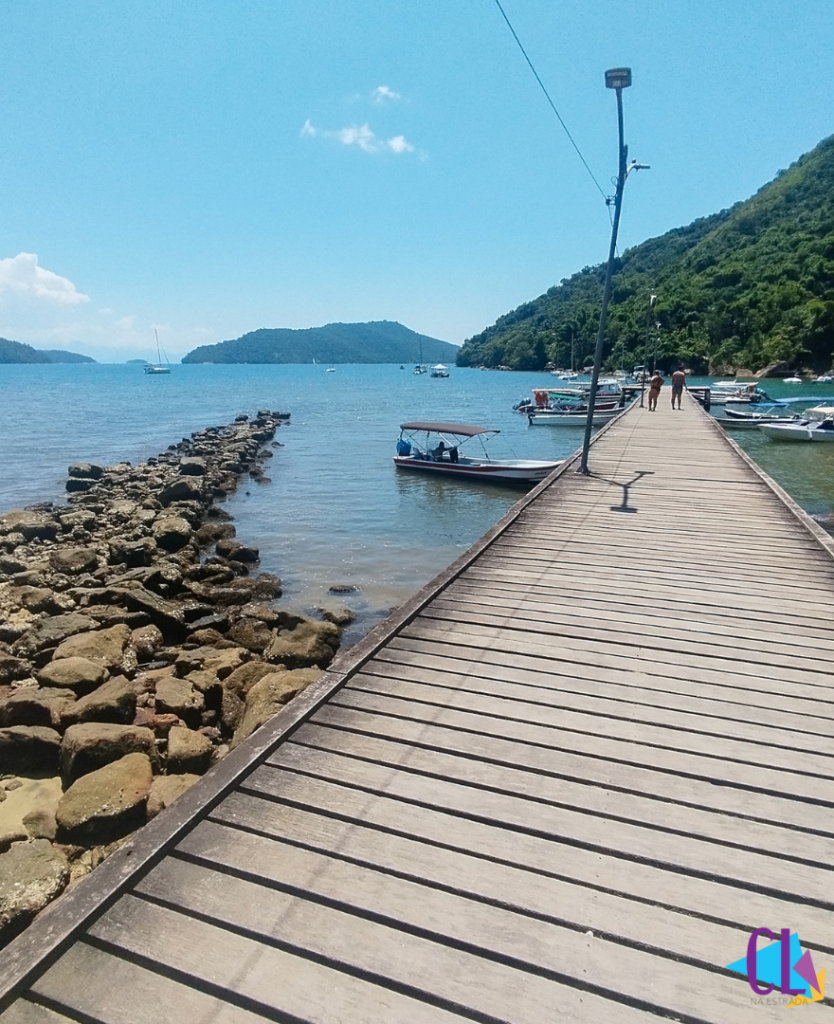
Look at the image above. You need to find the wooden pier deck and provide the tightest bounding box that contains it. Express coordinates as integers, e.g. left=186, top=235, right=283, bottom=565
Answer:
left=3, top=396, right=834, bottom=1022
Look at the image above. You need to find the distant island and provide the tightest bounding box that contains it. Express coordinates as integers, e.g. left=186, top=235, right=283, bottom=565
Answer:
left=181, top=321, right=458, bottom=365
left=126, top=358, right=149, bottom=364
left=0, top=338, right=96, bottom=364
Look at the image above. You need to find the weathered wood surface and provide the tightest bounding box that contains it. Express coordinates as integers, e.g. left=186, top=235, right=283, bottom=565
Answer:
left=3, top=396, right=834, bottom=1022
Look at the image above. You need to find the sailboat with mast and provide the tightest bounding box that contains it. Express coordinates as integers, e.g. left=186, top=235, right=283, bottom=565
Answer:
left=144, top=329, right=171, bottom=375
left=413, top=336, right=426, bottom=374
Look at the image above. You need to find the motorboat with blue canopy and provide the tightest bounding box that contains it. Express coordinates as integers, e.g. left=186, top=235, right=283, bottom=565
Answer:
left=394, top=422, right=561, bottom=484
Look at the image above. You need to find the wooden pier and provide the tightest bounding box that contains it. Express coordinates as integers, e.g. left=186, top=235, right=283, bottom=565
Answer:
left=2, top=395, right=834, bottom=1022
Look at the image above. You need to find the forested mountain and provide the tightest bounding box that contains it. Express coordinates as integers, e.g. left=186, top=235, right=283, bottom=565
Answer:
left=457, top=134, right=834, bottom=374
left=182, top=321, right=457, bottom=364
left=0, top=339, right=95, bottom=364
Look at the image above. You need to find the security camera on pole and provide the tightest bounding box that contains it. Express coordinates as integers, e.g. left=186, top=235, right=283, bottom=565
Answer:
left=579, top=68, right=648, bottom=475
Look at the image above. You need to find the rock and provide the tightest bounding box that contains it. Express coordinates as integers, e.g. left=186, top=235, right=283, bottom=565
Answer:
left=61, top=722, right=158, bottom=782
left=133, top=703, right=179, bottom=729
left=264, top=616, right=341, bottom=669
left=0, top=687, right=75, bottom=728
left=108, top=537, right=156, bottom=568
left=110, top=587, right=185, bottom=641
left=0, top=654, right=30, bottom=684
left=61, top=675, right=138, bottom=726
left=755, top=361, right=793, bottom=379
left=158, top=478, right=203, bottom=506
left=9, top=586, right=65, bottom=615
left=238, top=603, right=280, bottom=626
left=0, top=556, right=27, bottom=575
left=84, top=605, right=150, bottom=629
left=166, top=727, right=213, bottom=774
left=52, top=623, right=132, bottom=672
left=318, top=604, right=356, bottom=626
left=231, top=668, right=320, bottom=748
left=222, top=661, right=279, bottom=698
left=186, top=613, right=229, bottom=634
left=12, top=613, right=96, bottom=658
left=194, top=522, right=235, bottom=547
left=178, top=457, right=207, bottom=476
left=22, top=806, right=57, bottom=841
left=65, top=478, right=92, bottom=492
left=151, top=516, right=193, bottom=553
left=36, top=656, right=108, bottom=694
left=131, top=623, right=163, bottom=661
left=174, top=646, right=248, bottom=680
left=226, top=618, right=273, bottom=654
left=56, top=752, right=153, bottom=845
left=154, top=677, right=204, bottom=727
left=216, top=539, right=259, bottom=563
left=50, top=547, right=100, bottom=576
left=147, top=773, right=200, bottom=818
left=68, top=462, right=104, bottom=479
left=0, top=726, right=61, bottom=772
left=0, top=840, right=69, bottom=944
left=0, top=510, right=58, bottom=542
left=187, top=628, right=238, bottom=649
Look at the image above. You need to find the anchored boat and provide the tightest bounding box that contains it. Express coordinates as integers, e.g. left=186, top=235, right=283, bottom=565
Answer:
left=394, top=422, right=561, bottom=484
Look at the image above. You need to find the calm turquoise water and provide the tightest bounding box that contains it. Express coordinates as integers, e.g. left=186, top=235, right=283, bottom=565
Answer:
left=1, top=364, right=832, bottom=643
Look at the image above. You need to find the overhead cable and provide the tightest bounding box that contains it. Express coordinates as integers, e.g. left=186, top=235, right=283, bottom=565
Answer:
left=492, top=0, right=608, bottom=202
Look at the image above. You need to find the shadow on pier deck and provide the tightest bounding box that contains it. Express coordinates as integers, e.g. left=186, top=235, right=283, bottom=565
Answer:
left=3, top=397, right=834, bottom=1023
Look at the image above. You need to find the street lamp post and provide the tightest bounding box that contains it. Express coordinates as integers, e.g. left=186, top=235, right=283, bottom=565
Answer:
left=579, top=68, right=648, bottom=475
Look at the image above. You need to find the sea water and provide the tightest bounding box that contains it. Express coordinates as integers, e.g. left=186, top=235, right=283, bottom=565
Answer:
left=1, top=364, right=832, bottom=644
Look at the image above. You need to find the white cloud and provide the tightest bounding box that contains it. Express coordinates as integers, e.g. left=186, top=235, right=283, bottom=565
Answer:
left=302, top=120, right=417, bottom=156
left=372, top=85, right=400, bottom=104
left=0, top=253, right=89, bottom=306
left=387, top=135, right=414, bottom=154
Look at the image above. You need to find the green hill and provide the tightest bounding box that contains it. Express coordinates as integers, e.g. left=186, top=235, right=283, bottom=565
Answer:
left=0, top=339, right=95, bottom=364
left=457, top=134, right=834, bottom=374
left=182, top=321, right=457, bottom=365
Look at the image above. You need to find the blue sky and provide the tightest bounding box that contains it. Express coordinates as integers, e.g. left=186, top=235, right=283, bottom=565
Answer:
left=0, top=0, right=831, bottom=361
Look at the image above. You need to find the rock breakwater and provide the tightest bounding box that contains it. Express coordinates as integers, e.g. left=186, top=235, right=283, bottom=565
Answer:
left=0, top=409, right=343, bottom=945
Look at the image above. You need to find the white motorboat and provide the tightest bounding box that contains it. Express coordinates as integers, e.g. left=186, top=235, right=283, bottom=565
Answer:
left=783, top=376, right=803, bottom=384
left=717, top=409, right=803, bottom=430
left=527, top=407, right=621, bottom=426
left=760, top=406, right=834, bottom=441
left=394, top=422, right=561, bottom=484
left=430, top=364, right=449, bottom=378
left=815, top=374, right=833, bottom=382
left=513, top=388, right=619, bottom=415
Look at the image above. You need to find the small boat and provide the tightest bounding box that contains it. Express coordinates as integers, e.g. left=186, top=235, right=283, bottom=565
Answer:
left=527, top=407, right=621, bottom=426
left=430, top=364, right=449, bottom=378
left=144, top=329, right=171, bottom=374
left=326, top=367, right=336, bottom=372
left=413, top=364, right=426, bottom=375
left=783, top=376, right=803, bottom=384
left=714, top=384, right=778, bottom=406
left=394, top=422, right=561, bottom=484
left=814, top=374, right=832, bottom=382
left=760, top=406, right=834, bottom=441
left=717, top=409, right=803, bottom=430
left=513, top=388, right=619, bottom=415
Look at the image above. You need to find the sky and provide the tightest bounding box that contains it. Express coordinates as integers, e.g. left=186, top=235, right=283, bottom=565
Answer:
left=0, top=0, right=832, bottom=362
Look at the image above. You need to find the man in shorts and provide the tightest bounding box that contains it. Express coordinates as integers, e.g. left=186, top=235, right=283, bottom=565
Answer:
left=671, top=368, right=686, bottom=410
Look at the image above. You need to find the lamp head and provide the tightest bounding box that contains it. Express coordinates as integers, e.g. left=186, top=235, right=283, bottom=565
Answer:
left=605, top=67, right=632, bottom=90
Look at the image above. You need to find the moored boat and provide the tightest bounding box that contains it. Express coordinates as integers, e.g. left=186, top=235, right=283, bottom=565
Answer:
left=394, top=422, right=561, bottom=484
left=759, top=405, right=834, bottom=441
left=527, top=407, right=621, bottom=426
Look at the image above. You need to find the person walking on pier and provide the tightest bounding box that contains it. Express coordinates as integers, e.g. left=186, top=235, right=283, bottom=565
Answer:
left=671, top=368, right=686, bottom=409
left=648, top=371, right=664, bottom=411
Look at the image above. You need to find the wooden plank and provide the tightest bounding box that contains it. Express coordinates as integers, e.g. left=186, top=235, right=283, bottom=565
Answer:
left=155, top=832, right=777, bottom=1024
left=423, top=596, right=834, bottom=675
left=349, top=663, right=834, bottom=754
left=0, top=1004, right=74, bottom=1024
left=447, top=578, right=834, bottom=653
left=292, top=718, right=834, bottom=862
left=460, top=566, right=834, bottom=635
left=402, top=618, right=834, bottom=695
left=138, top=856, right=696, bottom=1023
left=386, top=634, right=834, bottom=719
left=217, top=776, right=834, bottom=951
left=253, top=754, right=834, bottom=905
left=372, top=643, right=834, bottom=734
left=28, top=942, right=266, bottom=1024
left=321, top=691, right=834, bottom=804
left=88, top=894, right=468, bottom=1024
left=311, top=692, right=834, bottom=827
